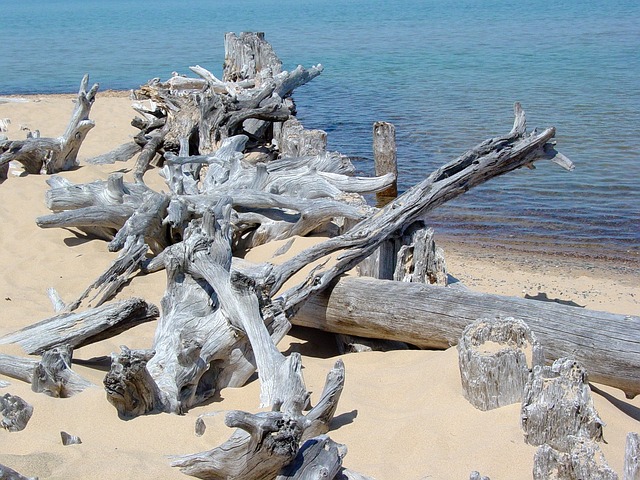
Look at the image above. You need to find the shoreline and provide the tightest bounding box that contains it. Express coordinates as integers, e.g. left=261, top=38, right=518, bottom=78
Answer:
left=0, top=87, right=639, bottom=480
left=2, top=91, right=638, bottom=271
left=1, top=92, right=638, bottom=316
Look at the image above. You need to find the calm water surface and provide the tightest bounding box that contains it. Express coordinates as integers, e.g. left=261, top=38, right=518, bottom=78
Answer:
left=2, top=0, right=639, bottom=262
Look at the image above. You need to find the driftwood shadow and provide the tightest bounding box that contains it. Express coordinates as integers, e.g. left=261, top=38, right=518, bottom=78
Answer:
left=62, top=229, right=107, bottom=246
left=525, top=292, right=585, bottom=308
left=329, top=409, right=358, bottom=430
left=590, top=384, right=640, bottom=421
left=281, top=326, right=341, bottom=359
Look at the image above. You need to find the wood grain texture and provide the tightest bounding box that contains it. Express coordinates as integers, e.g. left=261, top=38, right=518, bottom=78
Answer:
left=294, top=276, right=640, bottom=396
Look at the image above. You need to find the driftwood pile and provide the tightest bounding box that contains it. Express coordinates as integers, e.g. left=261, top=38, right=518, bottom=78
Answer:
left=0, top=32, right=638, bottom=479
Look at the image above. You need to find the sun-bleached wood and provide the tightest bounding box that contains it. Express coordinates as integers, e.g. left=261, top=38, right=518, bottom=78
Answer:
left=60, top=431, right=82, bottom=446
left=293, top=276, right=640, bottom=396
left=0, top=462, right=37, bottom=480
left=522, top=358, right=604, bottom=450
left=85, top=141, right=141, bottom=165
left=172, top=410, right=303, bottom=480
left=469, top=472, right=490, bottom=480
left=624, top=432, right=640, bottom=480
left=373, top=121, right=397, bottom=200
left=0, top=393, right=33, bottom=432
left=276, top=434, right=346, bottom=480
left=31, top=345, right=93, bottom=397
left=0, top=298, right=159, bottom=354
left=171, top=360, right=345, bottom=479
left=0, top=75, right=98, bottom=174
left=458, top=317, right=543, bottom=411
left=533, top=437, right=618, bottom=480
left=266, top=103, right=574, bottom=317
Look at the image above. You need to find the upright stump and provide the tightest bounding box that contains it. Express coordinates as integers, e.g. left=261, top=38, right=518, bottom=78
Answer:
left=458, top=317, right=542, bottom=411
left=373, top=121, right=397, bottom=202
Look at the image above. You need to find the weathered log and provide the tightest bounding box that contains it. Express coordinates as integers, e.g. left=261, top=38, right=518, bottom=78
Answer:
left=522, top=358, right=604, bottom=450
left=393, top=225, right=447, bottom=285
left=0, top=393, right=33, bottom=432
left=172, top=359, right=345, bottom=479
left=533, top=437, right=618, bottom=480
left=625, top=432, right=640, bottom=480
left=85, top=141, right=141, bottom=165
left=300, top=359, right=345, bottom=442
left=293, top=276, right=640, bottom=396
left=0, top=463, right=37, bottom=480
left=0, top=354, right=35, bottom=385
left=68, top=237, right=151, bottom=310
left=0, top=75, right=98, bottom=174
left=458, top=317, right=543, bottom=411
left=134, top=123, right=169, bottom=182
left=0, top=297, right=159, bottom=354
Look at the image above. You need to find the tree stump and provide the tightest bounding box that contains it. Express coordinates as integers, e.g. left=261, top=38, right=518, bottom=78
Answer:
left=521, top=358, right=604, bottom=450
left=458, top=317, right=543, bottom=411
left=373, top=121, right=397, bottom=201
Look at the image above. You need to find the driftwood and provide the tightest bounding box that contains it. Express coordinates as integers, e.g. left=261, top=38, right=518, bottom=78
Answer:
left=521, top=358, right=604, bottom=450
left=60, top=431, right=82, bottom=445
left=0, top=463, right=37, bottom=480
left=0, top=75, right=98, bottom=174
left=373, top=121, right=397, bottom=200
left=458, top=317, right=543, bottom=411
left=293, top=276, right=640, bottom=396
left=0, top=347, right=93, bottom=398
left=533, top=437, right=618, bottom=480
left=0, top=297, right=159, bottom=354
left=0, top=393, right=33, bottom=432
left=625, top=433, right=640, bottom=480
left=171, top=360, right=346, bottom=479
left=15, top=31, right=604, bottom=480
left=277, top=435, right=346, bottom=480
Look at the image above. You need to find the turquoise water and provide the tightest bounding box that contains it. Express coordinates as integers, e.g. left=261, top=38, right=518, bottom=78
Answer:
left=2, top=0, right=639, bottom=262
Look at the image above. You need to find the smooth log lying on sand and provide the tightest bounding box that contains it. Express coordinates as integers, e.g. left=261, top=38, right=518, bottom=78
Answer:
left=294, top=276, right=640, bottom=397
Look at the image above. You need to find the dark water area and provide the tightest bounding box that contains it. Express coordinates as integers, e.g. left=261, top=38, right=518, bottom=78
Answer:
left=2, top=0, right=638, bottom=263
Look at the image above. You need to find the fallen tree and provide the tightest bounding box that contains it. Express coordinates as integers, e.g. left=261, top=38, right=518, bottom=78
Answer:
left=293, top=276, right=640, bottom=397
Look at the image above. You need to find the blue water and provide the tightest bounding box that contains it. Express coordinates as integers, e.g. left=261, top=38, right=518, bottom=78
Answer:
left=2, top=0, right=639, bottom=262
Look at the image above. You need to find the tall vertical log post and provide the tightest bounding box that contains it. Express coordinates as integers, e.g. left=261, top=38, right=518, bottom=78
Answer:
left=373, top=121, right=397, bottom=202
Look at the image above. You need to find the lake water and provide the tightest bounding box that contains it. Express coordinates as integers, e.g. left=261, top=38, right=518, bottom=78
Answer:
left=2, top=0, right=639, bottom=263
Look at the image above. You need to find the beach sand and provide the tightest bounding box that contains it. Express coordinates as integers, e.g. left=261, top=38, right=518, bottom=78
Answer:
left=0, top=93, right=638, bottom=479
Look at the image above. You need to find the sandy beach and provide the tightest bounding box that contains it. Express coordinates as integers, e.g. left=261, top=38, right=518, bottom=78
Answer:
left=0, top=92, right=638, bottom=479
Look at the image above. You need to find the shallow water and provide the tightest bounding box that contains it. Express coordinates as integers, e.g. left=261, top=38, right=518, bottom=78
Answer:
left=2, top=0, right=638, bottom=262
